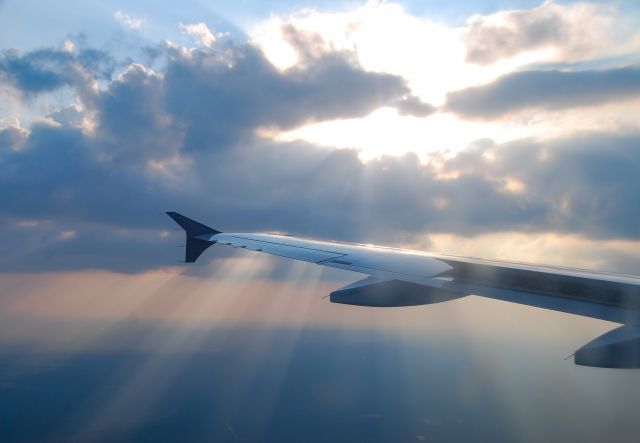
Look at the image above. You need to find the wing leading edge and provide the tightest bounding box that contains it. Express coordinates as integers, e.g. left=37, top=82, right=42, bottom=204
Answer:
left=167, top=212, right=640, bottom=368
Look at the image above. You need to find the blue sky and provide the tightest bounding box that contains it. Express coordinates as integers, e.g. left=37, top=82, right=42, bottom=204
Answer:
left=0, top=0, right=540, bottom=46
left=1, top=1, right=640, bottom=440
left=5, top=0, right=631, bottom=51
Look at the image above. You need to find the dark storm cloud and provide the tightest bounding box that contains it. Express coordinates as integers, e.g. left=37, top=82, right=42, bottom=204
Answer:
left=445, top=66, right=640, bottom=119
left=2, top=36, right=640, bottom=272
left=0, top=47, right=115, bottom=95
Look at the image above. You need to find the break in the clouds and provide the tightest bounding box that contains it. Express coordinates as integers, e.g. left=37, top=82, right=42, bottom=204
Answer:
left=445, top=66, right=640, bottom=118
left=1, top=1, right=640, bottom=273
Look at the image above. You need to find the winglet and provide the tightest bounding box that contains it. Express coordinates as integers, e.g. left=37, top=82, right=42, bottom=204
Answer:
left=166, top=212, right=221, bottom=263
left=166, top=212, right=220, bottom=237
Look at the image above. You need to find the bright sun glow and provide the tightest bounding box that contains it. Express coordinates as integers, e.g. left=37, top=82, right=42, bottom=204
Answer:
left=252, top=2, right=549, bottom=105
left=249, top=1, right=608, bottom=161
left=269, top=108, right=534, bottom=161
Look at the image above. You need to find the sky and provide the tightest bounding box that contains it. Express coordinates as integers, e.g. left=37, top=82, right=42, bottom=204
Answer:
left=2, top=0, right=640, bottom=441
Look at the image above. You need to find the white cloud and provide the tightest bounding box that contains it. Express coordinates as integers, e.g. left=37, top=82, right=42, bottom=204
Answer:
left=114, top=10, right=142, bottom=30
left=60, top=39, right=75, bottom=53
left=462, top=1, right=617, bottom=65
left=178, top=22, right=219, bottom=47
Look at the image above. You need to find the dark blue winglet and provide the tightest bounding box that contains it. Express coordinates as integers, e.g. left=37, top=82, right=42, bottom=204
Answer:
left=166, top=212, right=221, bottom=263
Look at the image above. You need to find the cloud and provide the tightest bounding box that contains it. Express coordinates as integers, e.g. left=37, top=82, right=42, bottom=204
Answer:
left=0, top=124, right=28, bottom=151
left=179, top=22, right=218, bottom=47
left=47, top=105, right=84, bottom=127
left=161, top=38, right=413, bottom=150
left=445, top=66, right=640, bottom=119
left=2, top=35, right=640, bottom=272
left=114, top=10, right=142, bottom=30
left=95, top=63, right=182, bottom=162
left=393, top=96, right=435, bottom=117
left=487, top=132, right=640, bottom=240
left=462, top=1, right=617, bottom=65
left=0, top=218, right=180, bottom=273
left=0, top=46, right=114, bottom=96
left=0, top=37, right=419, bottom=268
left=4, top=116, right=640, bottom=272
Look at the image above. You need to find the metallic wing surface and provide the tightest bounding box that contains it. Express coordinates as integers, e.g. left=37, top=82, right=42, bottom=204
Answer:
left=167, top=212, right=640, bottom=368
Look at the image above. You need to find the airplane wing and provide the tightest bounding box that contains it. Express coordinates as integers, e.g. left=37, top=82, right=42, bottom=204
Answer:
left=167, top=211, right=640, bottom=368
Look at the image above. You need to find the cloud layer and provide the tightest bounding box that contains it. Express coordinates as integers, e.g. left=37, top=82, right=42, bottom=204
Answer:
left=2, top=9, right=640, bottom=273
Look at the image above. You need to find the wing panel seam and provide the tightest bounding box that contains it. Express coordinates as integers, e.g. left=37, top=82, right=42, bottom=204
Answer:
left=229, top=235, right=347, bottom=255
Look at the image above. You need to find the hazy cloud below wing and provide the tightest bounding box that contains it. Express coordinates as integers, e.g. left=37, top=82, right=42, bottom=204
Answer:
left=444, top=66, right=640, bottom=118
